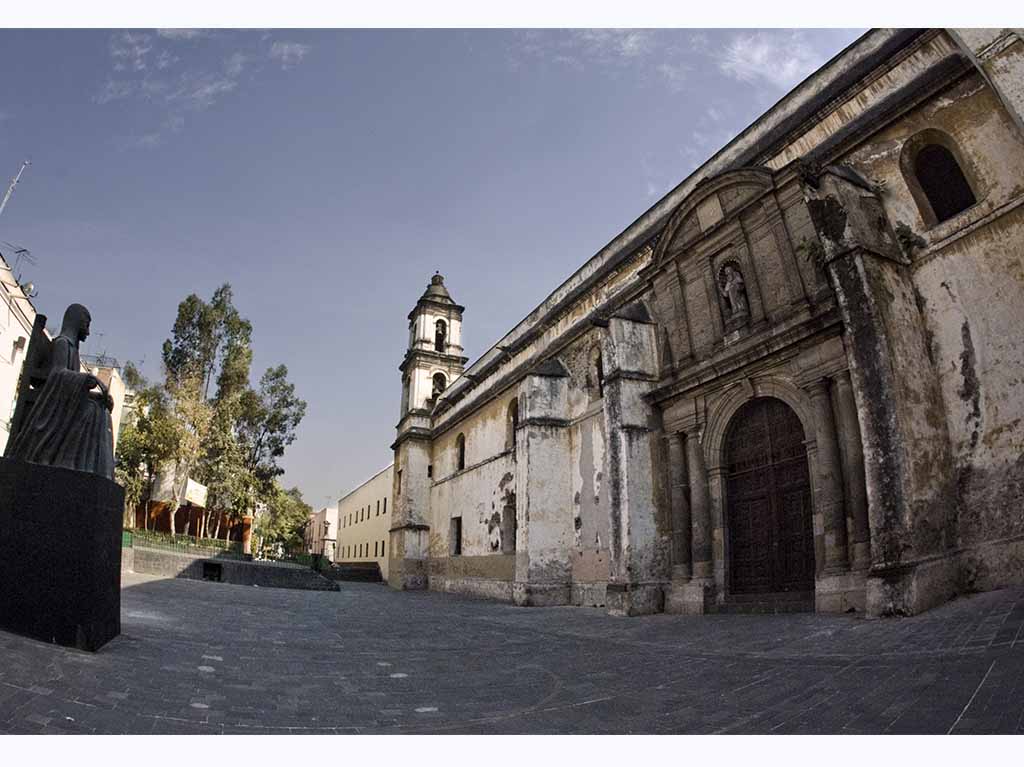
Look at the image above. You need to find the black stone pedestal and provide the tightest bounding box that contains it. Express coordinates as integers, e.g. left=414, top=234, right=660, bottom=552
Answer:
left=0, top=457, right=123, bottom=651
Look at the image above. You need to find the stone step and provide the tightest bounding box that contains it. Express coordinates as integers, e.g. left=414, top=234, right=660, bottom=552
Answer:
left=712, top=591, right=815, bottom=614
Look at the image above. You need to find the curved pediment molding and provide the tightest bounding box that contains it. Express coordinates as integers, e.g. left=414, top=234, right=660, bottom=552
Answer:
left=651, top=167, right=775, bottom=269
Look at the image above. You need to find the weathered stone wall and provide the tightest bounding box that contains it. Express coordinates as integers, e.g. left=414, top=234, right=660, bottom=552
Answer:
left=840, top=66, right=1024, bottom=594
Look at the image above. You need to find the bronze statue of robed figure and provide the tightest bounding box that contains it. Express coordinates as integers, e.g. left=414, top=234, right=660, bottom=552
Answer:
left=4, top=303, right=115, bottom=479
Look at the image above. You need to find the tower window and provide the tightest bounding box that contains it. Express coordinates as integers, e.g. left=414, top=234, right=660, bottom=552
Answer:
left=456, top=433, right=466, bottom=471
left=432, top=372, right=447, bottom=400
left=595, top=351, right=605, bottom=399
left=914, top=144, right=976, bottom=223
left=435, top=319, right=447, bottom=352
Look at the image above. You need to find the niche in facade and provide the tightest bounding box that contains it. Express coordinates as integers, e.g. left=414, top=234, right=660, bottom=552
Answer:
left=717, top=259, right=750, bottom=332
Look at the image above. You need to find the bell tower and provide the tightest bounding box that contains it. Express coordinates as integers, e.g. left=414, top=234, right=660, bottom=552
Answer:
left=389, top=273, right=466, bottom=590
left=399, top=272, right=466, bottom=416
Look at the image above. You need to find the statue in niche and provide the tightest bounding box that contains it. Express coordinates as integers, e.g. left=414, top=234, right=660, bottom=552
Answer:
left=719, top=264, right=750, bottom=321
left=5, top=304, right=115, bottom=479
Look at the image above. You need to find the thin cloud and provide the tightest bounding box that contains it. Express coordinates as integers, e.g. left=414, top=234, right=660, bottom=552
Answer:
left=94, top=79, right=135, bottom=104
left=109, top=31, right=153, bottom=72
left=269, top=41, right=312, bottom=70
left=94, top=30, right=311, bottom=148
left=508, top=29, right=695, bottom=92
left=157, top=29, right=211, bottom=41
left=718, top=31, right=824, bottom=90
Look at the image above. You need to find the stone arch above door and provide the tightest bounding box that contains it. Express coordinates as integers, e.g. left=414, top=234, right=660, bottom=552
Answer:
left=704, top=377, right=816, bottom=472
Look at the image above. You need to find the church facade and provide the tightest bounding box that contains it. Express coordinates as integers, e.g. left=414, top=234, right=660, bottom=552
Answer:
left=388, top=28, right=1024, bottom=617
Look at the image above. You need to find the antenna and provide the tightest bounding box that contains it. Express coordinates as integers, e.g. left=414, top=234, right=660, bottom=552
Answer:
left=0, top=160, right=32, bottom=221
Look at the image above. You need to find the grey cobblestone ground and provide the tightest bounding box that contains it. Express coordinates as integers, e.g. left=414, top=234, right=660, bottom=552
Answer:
left=1, top=573, right=1023, bottom=734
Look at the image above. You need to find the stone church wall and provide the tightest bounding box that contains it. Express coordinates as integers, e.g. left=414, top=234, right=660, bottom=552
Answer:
left=840, top=67, right=1024, bottom=594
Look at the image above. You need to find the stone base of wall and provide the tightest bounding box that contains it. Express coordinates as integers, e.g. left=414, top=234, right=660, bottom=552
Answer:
left=571, top=581, right=607, bottom=607
left=958, top=534, right=1024, bottom=594
left=815, top=570, right=867, bottom=613
left=387, top=557, right=428, bottom=590
left=121, top=546, right=135, bottom=574
left=866, top=554, right=959, bottom=617
left=130, top=548, right=339, bottom=591
left=430, top=576, right=512, bottom=602
left=664, top=578, right=716, bottom=615
left=512, top=582, right=571, bottom=606
left=606, top=581, right=665, bottom=616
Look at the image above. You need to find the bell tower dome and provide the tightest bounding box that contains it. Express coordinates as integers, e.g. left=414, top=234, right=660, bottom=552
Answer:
left=399, top=272, right=467, bottom=417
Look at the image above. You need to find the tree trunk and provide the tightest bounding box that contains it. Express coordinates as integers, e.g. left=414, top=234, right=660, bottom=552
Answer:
left=213, top=511, right=222, bottom=540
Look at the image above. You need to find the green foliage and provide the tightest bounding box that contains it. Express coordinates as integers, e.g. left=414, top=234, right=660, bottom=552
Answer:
left=256, top=485, right=312, bottom=557
left=114, top=368, right=179, bottom=527
left=237, top=365, right=308, bottom=495
left=117, top=283, right=307, bottom=538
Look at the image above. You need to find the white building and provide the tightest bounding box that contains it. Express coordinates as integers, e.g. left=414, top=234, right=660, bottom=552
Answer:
left=305, top=506, right=339, bottom=561
left=337, top=463, right=393, bottom=580
left=0, top=247, right=40, bottom=453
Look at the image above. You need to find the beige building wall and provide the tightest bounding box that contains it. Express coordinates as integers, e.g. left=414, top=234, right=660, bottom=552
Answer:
left=0, top=252, right=39, bottom=453
left=338, top=463, right=393, bottom=579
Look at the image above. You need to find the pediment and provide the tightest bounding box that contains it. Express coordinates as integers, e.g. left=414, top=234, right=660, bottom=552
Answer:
left=652, top=167, right=774, bottom=268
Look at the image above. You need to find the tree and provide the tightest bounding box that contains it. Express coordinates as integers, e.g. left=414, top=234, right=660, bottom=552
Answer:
left=114, top=362, right=179, bottom=530
left=256, top=484, right=312, bottom=557
left=237, top=365, right=307, bottom=503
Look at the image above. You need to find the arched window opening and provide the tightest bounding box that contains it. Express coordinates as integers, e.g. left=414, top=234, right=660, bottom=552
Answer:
left=506, top=398, right=519, bottom=453
left=434, top=319, right=447, bottom=352
left=431, top=372, right=447, bottom=400
left=456, top=433, right=466, bottom=471
left=914, top=144, right=976, bottom=223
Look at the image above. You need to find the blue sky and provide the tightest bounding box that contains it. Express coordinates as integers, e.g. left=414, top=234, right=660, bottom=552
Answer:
left=0, top=28, right=864, bottom=508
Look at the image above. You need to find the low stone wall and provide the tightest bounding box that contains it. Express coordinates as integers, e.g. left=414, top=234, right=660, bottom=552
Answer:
left=129, top=547, right=339, bottom=591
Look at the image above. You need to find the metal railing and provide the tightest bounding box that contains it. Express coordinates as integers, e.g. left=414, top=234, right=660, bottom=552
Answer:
left=123, top=529, right=247, bottom=560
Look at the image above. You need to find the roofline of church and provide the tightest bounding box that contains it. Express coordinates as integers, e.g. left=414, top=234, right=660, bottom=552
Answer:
left=445, top=28, right=927, bottom=395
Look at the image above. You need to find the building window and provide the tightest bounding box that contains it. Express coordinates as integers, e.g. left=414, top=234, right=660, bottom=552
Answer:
left=435, top=319, right=447, bottom=352
left=396, top=470, right=402, bottom=496
left=595, top=352, right=605, bottom=399
left=456, top=433, right=466, bottom=471
left=376, top=500, right=380, bottom=516
left=506, top=397, right=519, bottom=453
left=427, top=464, right=433, bottom=478
left=901, top=130, right=979, bottom=227
left=381, top=539, right=385, bottom=557
left=914, top=144, right=976, bottom=223
left=432, top=372, right=447, bottom=400
left=450, top=517, right=462, bottom=556
left=383, top=497, right=387, bottom=514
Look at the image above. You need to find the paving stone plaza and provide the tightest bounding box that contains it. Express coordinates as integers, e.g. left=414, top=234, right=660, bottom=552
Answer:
left=0, top=573, right=1023, bottom=734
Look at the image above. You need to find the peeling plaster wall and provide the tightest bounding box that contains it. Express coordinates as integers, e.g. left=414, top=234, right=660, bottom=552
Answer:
left=426, top=392, right=518, bottom=597
left=841, top=68, right=1024, bottom=592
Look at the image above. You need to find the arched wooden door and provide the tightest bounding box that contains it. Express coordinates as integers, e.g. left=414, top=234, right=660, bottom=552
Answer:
left=724, top=397, right=814, bottom=595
